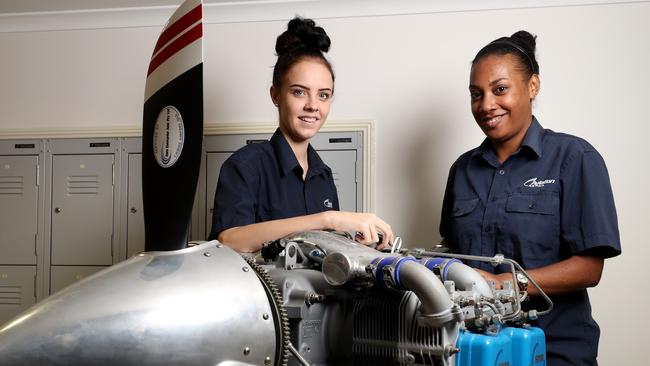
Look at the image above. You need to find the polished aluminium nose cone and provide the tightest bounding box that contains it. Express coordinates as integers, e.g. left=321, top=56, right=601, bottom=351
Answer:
left=0, top=242, right=277, bottom=366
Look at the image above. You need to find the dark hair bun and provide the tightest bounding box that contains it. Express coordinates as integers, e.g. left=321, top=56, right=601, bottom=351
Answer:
left=275, top=17, right=331, bottom=56
left=510, top=30, right=537, bottom=56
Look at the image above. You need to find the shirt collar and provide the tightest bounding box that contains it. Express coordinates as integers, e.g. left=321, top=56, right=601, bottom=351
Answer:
left=521, top=116, right=543, bottom=158
left=271, top=129, right=300, bottom=177
left=270, top=128, right=328, bottom=178
left=306, top=144, right=328, bottom=178
left=471, top=116, right=544, bottom=163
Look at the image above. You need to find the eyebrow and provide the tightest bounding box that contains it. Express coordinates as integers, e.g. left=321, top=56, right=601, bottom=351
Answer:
left=468, top=77, right=509, bottom=89
left=290, top=84, right=333, bottom=92
left=489, top=78, right=508, bottom=86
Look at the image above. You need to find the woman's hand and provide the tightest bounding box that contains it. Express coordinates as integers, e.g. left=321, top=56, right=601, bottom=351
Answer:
left=473, top=255, right=604, bottom=296
left=322, top=211, right=394, bottom=249
left=219, top=211, right=394, bottom=253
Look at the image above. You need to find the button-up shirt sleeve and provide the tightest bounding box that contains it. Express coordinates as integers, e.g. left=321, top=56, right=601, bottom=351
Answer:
left=208, top=157, right=258, bottom=240
left=560, top=147, right=621, bottom=257
left=439, top=163, right=457, bottom=248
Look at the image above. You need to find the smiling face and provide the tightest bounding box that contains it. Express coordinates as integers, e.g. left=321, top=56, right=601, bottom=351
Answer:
left=469, top=54, right=539, bottom=148
left=271, top=57, right=334, bottom=145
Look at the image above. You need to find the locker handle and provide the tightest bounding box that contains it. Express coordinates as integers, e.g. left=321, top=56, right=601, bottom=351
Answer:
left=15, top=143, right=36, bottom=149
left=130, top=207, right=137, bottom=213
left=329, top=137, right=352, bottom=143
left=54, top=207, right=62, bottom=213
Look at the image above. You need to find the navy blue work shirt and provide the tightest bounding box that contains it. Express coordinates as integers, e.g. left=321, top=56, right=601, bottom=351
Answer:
left=440, top=117, right=621, bottom=365
left=208, top=128, right=340, bottom=241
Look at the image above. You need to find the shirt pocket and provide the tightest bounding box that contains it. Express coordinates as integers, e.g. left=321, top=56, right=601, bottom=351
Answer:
left=452, top=197, right=480, bottom=217
left=450, top=197, right=481, bottom=255
left=506, top=193, right=557, bottom=215
left=504, top=193, right=561, bottom=266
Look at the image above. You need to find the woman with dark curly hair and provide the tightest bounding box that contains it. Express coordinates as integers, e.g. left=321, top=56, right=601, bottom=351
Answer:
left=440, top=31, right=621, bottom=365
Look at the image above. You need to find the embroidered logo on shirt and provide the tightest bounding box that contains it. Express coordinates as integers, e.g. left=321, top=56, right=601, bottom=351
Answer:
left=323, top=198, right=333, bottom=208
left=523, top=177, right=556, bottom=188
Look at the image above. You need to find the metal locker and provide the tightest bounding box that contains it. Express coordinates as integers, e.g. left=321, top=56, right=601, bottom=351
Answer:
left=126, top=153, right=144, bottom=258
left=0, top=156, right=38, bottom=265
left=310, top=131, right=364, bottom=213
left=50, top=154, right=114, bottom=266
left=205, top=152, right=231, bottom=239
left=317, top=150, right=358, bottom=212
left=0, top=265, right=36, bottom=325
left=49, top=266, right=107, bottom=295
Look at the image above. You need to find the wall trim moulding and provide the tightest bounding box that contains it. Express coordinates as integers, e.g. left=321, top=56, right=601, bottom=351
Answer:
left=1, top=0, right=646, bottom=33
left=0, top=119, right=376, bottom=211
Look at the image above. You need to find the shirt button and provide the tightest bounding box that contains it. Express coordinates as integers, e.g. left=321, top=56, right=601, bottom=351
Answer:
left=499, top=169, right=505, bottom=175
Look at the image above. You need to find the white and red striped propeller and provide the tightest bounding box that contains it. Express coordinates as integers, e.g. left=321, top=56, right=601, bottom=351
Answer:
left=142, top=0, right=204, bottom=251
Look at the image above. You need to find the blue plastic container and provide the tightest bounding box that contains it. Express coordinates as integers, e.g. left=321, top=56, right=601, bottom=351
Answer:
left=503, top=327, right=546, bottom=366
left=456, top=329, right=512, bottom=366
left=456, top=327, right=546, bottom=366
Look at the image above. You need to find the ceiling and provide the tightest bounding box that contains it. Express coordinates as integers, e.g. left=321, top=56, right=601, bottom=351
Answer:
left=0, top=0, right=271, bottom=14
left=1, top=0, right=643, bottom=33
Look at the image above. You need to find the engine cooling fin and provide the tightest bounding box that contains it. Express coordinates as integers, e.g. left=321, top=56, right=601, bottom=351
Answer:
left=245, top=256, right=291, bottom=366
left=353, top=289, right=446, bottom=366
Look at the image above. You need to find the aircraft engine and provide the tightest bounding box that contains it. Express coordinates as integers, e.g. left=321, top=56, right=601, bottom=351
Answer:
left=0, top=230, right=551, bottom=366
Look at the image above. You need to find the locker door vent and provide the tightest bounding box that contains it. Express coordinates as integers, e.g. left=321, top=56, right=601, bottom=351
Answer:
left=0, top=176, right=24, bottom=195
left=0, top=286, right=21, bottom=306
left=67, top=175, right=100, bottom=195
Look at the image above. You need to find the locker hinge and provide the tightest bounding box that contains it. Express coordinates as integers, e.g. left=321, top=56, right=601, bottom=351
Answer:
left=34, top=274, right=38, bottom=301
left=111, top=234, right=114, bottom=258
left=355, top=156, right=359, bottom=183
left=36, top=164, right=40, bottom=186
left=34, top=233, right=38, bottom=257
left=112, top=163, right=115, bottom=186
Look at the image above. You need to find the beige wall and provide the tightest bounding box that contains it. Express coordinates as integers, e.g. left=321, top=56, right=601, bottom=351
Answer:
left=1, top=2, right=649, bottom=364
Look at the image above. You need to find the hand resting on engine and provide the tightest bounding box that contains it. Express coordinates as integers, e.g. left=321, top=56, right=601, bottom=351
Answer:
left=218, top=210, right=394, bottom=253
left=474, top=255, right=604, bottom=296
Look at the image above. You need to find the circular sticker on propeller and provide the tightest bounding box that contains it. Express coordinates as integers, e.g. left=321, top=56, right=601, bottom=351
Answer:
left=153, top=106, right=185, bottom=168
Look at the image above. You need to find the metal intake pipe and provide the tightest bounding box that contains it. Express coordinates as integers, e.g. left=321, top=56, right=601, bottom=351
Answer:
left=421, top=258, right=494, bottom=298
left=372, top=257, right=455, bottom=327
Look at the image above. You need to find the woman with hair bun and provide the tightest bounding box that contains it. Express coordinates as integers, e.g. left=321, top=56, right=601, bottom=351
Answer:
left=439, top=31, right=621, bottom=365
left=209, top=17, right=393, bottom=253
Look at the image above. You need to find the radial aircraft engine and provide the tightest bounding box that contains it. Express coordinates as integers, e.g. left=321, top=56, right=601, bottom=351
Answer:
left=0, top=0, right=552, bottom=364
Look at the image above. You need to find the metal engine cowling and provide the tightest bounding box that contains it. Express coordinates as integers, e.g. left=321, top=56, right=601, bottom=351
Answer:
left=0, top=242, right=286, bottom=366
